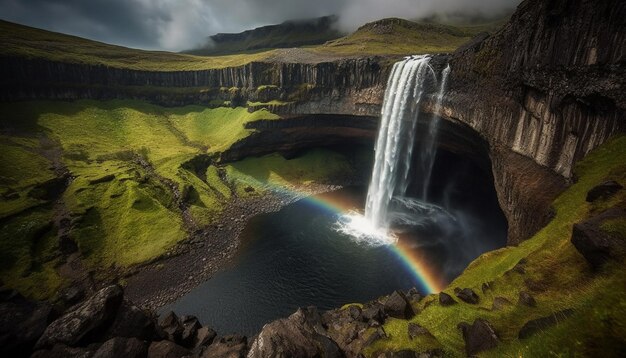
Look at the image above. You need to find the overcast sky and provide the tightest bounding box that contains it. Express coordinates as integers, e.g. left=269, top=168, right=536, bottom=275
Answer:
left=0, top=0, right=521, bottom=51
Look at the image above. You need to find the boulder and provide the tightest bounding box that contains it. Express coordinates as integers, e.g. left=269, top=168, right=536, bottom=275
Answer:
left=36, top=285, right=124, bottom=349
left=518, top=309, right=575, bottom=339
left=202, top=335, right=247, bottom=358
left=457, top=319, right=498, bottom=356
left=148, top=340, right=190, bottom=358
left=194, top=326, right=217, bottom=348
left=158, top=311, right=183, bottom=344
left=518, top=291, right=537, bottom=307
left=407, top=323, right=434, bottom=340
left=31, top=344, right=97, bottom=358
left=179, top=315, right=202, bottom=348
left=383, top=291, right=415, bottom=319
left=406, top=287, right=422, bottom=303
left=491, top=297, right=512, bottom=311
left=586, top=181, right=622, bottom=202
left=92, top=337, right=148, bottom=358
left=456, top=288, right=480, bottom=304
left=439, top=292, right=456, bottom=306
left=105, top=300, right=156, bottom=341
left=571, top=207, right=626, bottom=270
left=0, top=299, right=55, bottom=356
left=248, top=307, right=341, bottom=358
left=361, top=303, right=385, bottom=324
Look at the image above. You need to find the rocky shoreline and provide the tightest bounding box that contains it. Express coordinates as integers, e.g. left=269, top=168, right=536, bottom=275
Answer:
left=124, top=181, right=353, bottom=311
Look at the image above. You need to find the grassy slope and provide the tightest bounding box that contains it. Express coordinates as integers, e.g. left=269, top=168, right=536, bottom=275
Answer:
left=316, top=18, right=496, bottom=56
left=0, top=20, right=274, bottom=70
left=0, top=100, right=358, bottom=299
left=366, top=136, right=626, bottom=357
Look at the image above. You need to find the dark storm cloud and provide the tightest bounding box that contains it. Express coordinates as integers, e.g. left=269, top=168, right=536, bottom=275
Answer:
left=0, top=0, right=520, bottom=51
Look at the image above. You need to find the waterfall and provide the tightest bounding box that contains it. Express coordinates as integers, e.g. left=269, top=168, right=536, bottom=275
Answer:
left=364, top=55, right=433, bottom=231
left=419, top=64, right=451, bottom=200
left=337, top=55, right=450, bottom=244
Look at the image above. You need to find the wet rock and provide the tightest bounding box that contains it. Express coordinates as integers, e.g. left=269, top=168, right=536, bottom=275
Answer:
left=518, top=291, right=537, bottom=307
left=586, top=181, right=622, bottom=202
left=148, top=340, right=190, bottom=358
left=456, top=288, right=480, bottom=304
left=180, top=315, right=202, bottom=348
left=36, top=285, right=124, bottom=349
left=194, top=326, right=217, bottom=348
left=0, top=299, right=55, bottom=356
left=92, top=337, right=148, bottom=358
left=439, top=292, right=456, bottom=306
left=158, top=311, right=183, bottom=343
left=248, top=307, right=340, bottom=358
left=383, top=290, right=415, bottom=319
left=519, top=309, right=575, bottom=339
left=457, top=319, right=498, bottom=356
left=491, top=297, right=513, bottom=311
left=202, top=335, right=247, bottom=358
left=571, top=208, right=626, bottom=270
left=31, top=343, right=97, bottom=358
left=105, top=300, right=156, bottom=341
left=408, top=323, right=434, bottom=340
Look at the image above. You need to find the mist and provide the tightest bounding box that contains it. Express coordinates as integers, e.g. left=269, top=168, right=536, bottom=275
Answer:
left=0, top=0, right=521, bottom=51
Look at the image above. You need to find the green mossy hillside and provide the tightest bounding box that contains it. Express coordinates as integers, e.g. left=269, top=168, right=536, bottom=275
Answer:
left=0, top=100, right=358, bottom=299
left=366, top=136, right=626, bottom=357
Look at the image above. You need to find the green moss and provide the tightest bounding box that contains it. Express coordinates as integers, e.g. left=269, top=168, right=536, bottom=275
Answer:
left=224, top=149, right=354, bottom=195
left=368, top=136, right=626, bottom=357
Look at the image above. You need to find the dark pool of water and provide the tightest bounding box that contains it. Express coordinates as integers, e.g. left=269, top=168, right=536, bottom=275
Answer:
left=161, top=187, right=418, bottom=335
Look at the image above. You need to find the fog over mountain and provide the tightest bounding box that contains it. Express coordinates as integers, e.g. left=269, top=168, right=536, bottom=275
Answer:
left=0, top=0, right=520, bottom=51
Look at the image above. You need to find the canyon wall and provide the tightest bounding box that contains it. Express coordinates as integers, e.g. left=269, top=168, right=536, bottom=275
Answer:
left=1, top=0, right=623, bottom=244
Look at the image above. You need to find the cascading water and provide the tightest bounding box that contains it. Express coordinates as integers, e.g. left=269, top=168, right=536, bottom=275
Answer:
left=337, top=55, right=451, bottom=244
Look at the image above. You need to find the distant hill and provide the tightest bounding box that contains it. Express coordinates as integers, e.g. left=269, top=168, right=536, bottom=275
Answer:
left=186, top=16, right=344, bottom=55
left=315, top=18, right=503, bottom=56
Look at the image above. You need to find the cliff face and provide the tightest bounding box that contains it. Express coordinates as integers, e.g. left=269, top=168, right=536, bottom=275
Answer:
left=434, top=0, right=626, bottom=243
left=1, top=0, right=623, bottom=245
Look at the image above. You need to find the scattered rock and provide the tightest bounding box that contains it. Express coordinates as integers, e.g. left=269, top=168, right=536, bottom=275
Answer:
left=376, top=349, right=443, bottom=358
left=491, top=297, right=512, bottom=311
left=406, top=287, right=422, bottom=303
left=158, top=311, right=184, bottom=343
left=180, top=315, right=202, bottom=348
left=60, top=285, right=85, bottom=306
left=148, top=340, right=190, bottom=358
left=518, top=309, right=575, bottom=339
left=586, top=181, right=622, bottom=202
left=202, top=335, right=247, bottom=358
left=105, top=300, right=156, bottom=341
left=439, top=292, right=456, bottom=306
left=31, top=343, right=97, bottom=358
left=456, top=288, right=480, bottom=304
left=457, top=319, right=498, bottom=356
left=248, top=307, right=340, bottom=358
left=518, top=291, right=537, bottom=307
left=36, top=285, right=124, bottom=349
left=92, top=337, right=148, bottom=358
left=408, top=323, right=434, bottom=340
left=383, top=291, right=415, bottom=319
left=194, top=326, right=217, bottom=348
left=0, top=299, right=56, bottom=356
left=571, top=208, right=626, bottom=270
left=362, top=303, right=385, bottom=324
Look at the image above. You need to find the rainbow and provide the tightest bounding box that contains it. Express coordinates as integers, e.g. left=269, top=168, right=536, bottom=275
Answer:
left=249, top=180, right=445, bottom=295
